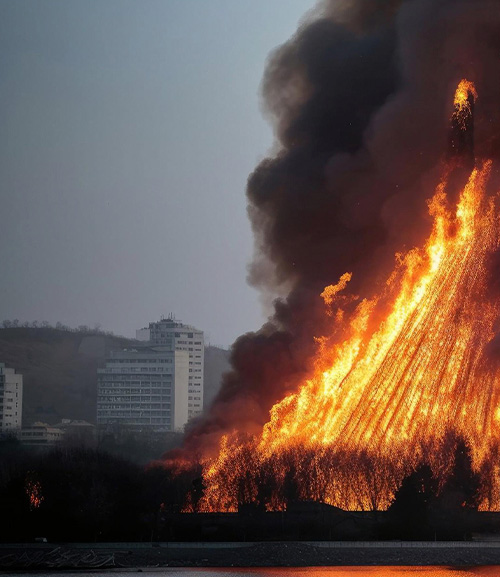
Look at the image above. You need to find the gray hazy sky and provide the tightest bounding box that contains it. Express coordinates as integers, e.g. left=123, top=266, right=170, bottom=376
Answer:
left=0, top=0, right=315, bottom=347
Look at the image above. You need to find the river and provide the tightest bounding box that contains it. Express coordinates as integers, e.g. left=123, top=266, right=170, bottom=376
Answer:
left=8, top=567, right=500, bottom=576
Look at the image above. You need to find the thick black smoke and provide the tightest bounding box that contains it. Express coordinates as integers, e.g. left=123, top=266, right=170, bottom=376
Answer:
left=172, top=0, right=500, bottom=459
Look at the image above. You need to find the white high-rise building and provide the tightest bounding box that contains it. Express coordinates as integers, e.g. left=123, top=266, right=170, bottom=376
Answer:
left=97, top=346, right=189, bottom=431
left=136, top=317, right=204, bottom=419
left=0, top=363, right=23, bottom=432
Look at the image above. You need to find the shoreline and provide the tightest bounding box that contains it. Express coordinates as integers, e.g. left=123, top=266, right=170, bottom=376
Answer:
left=3, top=541, right=500, bottom=570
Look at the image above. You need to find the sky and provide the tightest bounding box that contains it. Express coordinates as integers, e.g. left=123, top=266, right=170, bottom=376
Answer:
left=0, top=0, right=315, bottom=347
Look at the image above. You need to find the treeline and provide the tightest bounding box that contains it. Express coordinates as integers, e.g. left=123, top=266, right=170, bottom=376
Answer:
left=0, top=437, right=193, bottom=542
left=0, top=434, right=492, bottom=542
left=0, top=319, right=120, bottom=338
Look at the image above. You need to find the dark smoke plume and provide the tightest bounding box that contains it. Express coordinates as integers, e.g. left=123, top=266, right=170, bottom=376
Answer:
left=169, top=0, right=500, bottom=460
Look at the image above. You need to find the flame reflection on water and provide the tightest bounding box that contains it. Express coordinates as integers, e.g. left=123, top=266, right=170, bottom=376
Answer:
left=15, top=569, right=500, bottom=577
left=208, top=568, right=500, bottom=577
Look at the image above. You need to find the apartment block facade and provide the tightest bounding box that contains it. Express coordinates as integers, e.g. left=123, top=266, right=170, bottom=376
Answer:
left=97, top=346, right=189, bottom=431
left=0, top=363, right=23, bottom=432
left=136, top=317, right=204, bottom=420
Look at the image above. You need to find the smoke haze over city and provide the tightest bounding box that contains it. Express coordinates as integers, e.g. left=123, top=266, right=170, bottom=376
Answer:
left=0, top=0, right=315, bottom=347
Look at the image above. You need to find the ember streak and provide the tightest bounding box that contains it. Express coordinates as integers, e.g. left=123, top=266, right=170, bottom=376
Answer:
left=186, top=80, right=500, bottom=512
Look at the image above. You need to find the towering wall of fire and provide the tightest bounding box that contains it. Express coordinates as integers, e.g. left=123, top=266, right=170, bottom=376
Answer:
left=188, top=81, right=500, bottom=512
left=166, top=1, right=500, bottom=512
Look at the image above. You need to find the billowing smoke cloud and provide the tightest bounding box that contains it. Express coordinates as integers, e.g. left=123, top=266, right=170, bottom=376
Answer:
left=171, top=0, right=500, bottom=459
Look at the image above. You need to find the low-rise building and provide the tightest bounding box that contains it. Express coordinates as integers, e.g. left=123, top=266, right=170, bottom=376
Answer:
left=55, top=419, right=96, bottom=446
left=18, top=422, right=64, bottom=446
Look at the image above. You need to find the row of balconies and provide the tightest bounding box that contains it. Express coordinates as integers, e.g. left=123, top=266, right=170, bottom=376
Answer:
left=97, top=402, right=171, bottom=408
left=97, top=389, right=172, bottom=396
left=97, top=410, right=171, bottom=416
left=98, top=399, right=172, bottom=404
left=97, top=418, right=171, bottom=425
left=98, top=368, right=174, bottom=374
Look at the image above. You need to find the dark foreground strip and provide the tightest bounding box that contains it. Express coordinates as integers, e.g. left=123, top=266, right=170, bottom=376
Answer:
left=3, top=542, right=500, bottom=569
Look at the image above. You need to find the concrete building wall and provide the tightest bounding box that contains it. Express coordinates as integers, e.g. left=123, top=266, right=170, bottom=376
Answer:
left=18, top=422, right=63, bottom=445
left=135, top=328, right=150, bottom=342
left=97, top=346, right=181, bottom=431
left=0, top=363, right=23, bottom=432
left=145, top=318, right=204, bottom=420
left=173, top=350, right=189, bottom=431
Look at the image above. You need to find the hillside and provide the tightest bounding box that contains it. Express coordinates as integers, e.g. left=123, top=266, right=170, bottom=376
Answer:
left=0, top=328, right=231, bottom=427
left=0, top=328, right=133, bottom=426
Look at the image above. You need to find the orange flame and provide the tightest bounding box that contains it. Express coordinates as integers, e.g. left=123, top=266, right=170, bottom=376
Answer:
left=454, top=79, right=478, bottom=111
left=453, top=79, right=478, bottom=130
left=197, top=80, right=500, bottom=512
left=320, top=272, right=352, bottom=305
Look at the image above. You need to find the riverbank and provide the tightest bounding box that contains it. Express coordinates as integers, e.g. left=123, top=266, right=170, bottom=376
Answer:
left=3, top=542, right=500, bottom=570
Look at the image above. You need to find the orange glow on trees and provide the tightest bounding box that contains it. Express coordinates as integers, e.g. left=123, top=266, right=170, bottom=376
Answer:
left=193, top=80, right=500, bottom=513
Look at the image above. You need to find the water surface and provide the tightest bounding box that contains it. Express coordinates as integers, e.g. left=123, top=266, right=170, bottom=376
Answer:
left=9, top=567, right=500, bottom=577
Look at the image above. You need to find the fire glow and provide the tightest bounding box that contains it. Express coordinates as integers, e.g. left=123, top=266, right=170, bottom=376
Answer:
left=193, top=80, right=500, bottom=513
left=25, top=473, right=44, bottom=511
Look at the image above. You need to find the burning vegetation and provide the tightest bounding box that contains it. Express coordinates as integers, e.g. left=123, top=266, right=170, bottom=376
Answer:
left=25, top=472, right=44, bottom=511
left=196, top=81, right=498, bottom=511
left=186, top=79, right=500, bottom=513
left=167, top=1, right=500, bottom=515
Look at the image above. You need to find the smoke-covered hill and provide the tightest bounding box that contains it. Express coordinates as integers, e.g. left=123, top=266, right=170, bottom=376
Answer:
left=0, top=327, right=132, bottom=426
left=204, top=345, right=231, bottom=411
left=0, top=327, right=230, bottom=427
